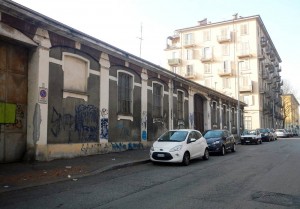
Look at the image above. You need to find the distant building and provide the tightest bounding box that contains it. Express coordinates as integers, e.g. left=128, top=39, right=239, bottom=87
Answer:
left=164, top=15, right=283, bottom=130
left=282, top=94, right=299, bottom=133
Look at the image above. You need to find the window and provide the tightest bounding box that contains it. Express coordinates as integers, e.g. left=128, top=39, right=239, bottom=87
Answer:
left=118, top=72, right=133, bottom=115
left=184, top=33, right=193, bottom=45
left=204, top=64, right=211, bottom=74
left=223, top=60, right=231, bottom=73
left=63, top=54, right=88, bottom=92
left=240, top=42, right=250, bottom=55
left=153, top=83, right=163, bottom=118
left=172, top=51, right=178, bottom=59
left=63, top=53, right=89, bottom=101
left=177, top=91, right=184, bottom=120
left=222, top=44, right=230, bottom=56
left=223, top=77, right=231, bottom=89
left=203, top=30, right=211, bottom=41
left=240, top=24, right=248, bottom=35
left=244, top=116, right=252, bottom=129
left=186, top=49, right=193, bottom=60
left=239, top=60, right=249, bottom=71
left=240, top=76, right=251, bottom=87
left=202, top=47, right=212, bottom=59
left=243, top=95, right=254, bottom=105
left=186, top=65, right=194, bottom=76
left=172, top=67, right=178, bottom=74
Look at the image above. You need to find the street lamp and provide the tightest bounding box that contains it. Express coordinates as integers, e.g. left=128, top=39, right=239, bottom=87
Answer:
left=237, top=61, right=244, bottom=137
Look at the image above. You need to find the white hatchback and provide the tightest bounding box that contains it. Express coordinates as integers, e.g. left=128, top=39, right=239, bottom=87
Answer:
left=150, top=129, right=209, bottom=166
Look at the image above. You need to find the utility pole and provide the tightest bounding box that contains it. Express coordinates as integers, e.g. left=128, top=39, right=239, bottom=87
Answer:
left=137, top=23, right=143, bottom=57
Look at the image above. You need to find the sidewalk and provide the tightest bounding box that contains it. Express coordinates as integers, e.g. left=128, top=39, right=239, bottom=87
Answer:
left=0, top=149, right=150, bottom=193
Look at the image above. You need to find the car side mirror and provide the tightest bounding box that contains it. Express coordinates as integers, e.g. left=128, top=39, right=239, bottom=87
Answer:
left=189, top=138, right=196, bottom=143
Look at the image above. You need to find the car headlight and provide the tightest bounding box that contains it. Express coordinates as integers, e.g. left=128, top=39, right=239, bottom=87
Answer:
left=150, top=146, right=154, bottom=151
left=169, top=145, right=182, bottom=152
left=212, top=140, right=220, bottom=145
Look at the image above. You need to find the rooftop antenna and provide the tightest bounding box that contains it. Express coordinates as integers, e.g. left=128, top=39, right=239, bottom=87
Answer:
left=137, top=23, right=143, bottom=57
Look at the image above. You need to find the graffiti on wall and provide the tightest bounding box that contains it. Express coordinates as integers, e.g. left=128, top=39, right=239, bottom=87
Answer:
left=111, top=142, right=144, bottom=151
left=115, top=121, right=138, bottom=141
left=75, top=104, right=99, bottom=142
left=141, top=111, right=147, bottom=140
left=50, top=104, right=99, bottom=142
left=100, top=108, right=109, bottom=139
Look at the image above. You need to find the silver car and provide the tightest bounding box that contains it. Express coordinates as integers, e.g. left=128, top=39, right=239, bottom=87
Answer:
left=275, top=129, right=288, bottom=138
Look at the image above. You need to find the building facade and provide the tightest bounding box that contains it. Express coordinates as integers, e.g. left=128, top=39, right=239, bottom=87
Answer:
left=164, top=15, right=283, bottom=131
left=282, top=94, right=299, bottom=134
left=0, top=1, right=245, bottom=162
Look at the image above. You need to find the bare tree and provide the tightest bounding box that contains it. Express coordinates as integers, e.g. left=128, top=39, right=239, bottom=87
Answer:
left=281, top=79, right=298, bottom=128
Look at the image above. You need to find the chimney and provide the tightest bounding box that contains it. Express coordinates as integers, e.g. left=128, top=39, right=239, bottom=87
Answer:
left=198, top=18, right=207, bottom=26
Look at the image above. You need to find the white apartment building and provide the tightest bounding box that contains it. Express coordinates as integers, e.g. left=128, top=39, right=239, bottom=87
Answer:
left=164, top=15, right=283, bottom=130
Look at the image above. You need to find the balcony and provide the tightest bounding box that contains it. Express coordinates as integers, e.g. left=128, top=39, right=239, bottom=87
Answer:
left=168, top=58, right=181, bottom=66
left=217, top=33, right=232, bottom=43
left=239, top=82, right=253, bottom=93
left=183, top=39, right=196, bottom=48
left=201, top=55, right=214, bottom=63
left=259, top=88, right=266, bottom=94
left=218, top=68, right=233, bottom=76
left=237, top=50, right=252, bottom=58
left=184, top=73, right=196, bottom=79
left=261, top=37, right=267, bottom=47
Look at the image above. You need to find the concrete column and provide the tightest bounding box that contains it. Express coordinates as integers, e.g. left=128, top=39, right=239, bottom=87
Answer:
left=206, top=98, right=212, bottom=130
left=141, top=69, right=148, bottom=141
left=28, top=28, right=51, bottom=160
left=219, top=99, right=223, bottom=129
left=188, top=87, right=194, bottom=129
left=169, top=79, right=174, bottom=130
left=99, top=53, right=110, bottom=143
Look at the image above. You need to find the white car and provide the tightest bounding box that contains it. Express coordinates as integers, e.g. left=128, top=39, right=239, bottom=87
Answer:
left=240, top=129, right=262, bottom=145
left=150, top=129, right=209, bottom=166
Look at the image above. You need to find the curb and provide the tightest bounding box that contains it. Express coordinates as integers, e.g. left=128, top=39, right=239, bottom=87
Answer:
left=0, top=159, right=151, bottom=194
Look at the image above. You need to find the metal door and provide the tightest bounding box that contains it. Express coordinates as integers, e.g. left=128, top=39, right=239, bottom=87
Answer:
left=0, top=40, right=28, bottom=162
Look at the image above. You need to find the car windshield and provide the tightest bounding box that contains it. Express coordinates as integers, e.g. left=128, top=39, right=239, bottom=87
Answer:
left=242, top=130, right=256, bottom=135
left=158, top=131, right=188, bottom=142
left=259, top=129, right=268, bottom=133
left=204, top=130, right=223, bottom=138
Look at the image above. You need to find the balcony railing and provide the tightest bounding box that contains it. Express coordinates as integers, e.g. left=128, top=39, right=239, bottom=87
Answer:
left=239, top=82, right=253, bottom=92
left=168, top=58, right=181, bottom=66
left=217, top=33, right=232, bottom=43
left=237, top=50, right=252, bottom=58
left=201, top=55, right=214, bottom=63
left=218, top=68, right=233, bottom=76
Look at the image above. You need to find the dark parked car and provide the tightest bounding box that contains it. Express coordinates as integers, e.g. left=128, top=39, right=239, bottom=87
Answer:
left=203, top=129, right=236, bottom=155
left=257, top=128, right=273, bottom=142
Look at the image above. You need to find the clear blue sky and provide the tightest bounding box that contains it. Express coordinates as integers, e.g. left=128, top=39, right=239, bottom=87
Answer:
left=13, top=0, right=300, bottom=99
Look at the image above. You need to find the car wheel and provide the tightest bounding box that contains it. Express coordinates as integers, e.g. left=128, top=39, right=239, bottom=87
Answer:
left=231, top=143, right=236, bottom=152
left=220, top=146, right=226, bottom=156
left=256, top=139, right=259, bottom=145
left=260, top=139, right=262, bottom=144
left=182, top=152, right=190, bottom=166
left=202, top=149, right=209, bottom=160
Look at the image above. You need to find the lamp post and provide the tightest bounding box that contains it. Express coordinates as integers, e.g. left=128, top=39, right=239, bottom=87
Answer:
left=237, top=61, right=243, bottom=137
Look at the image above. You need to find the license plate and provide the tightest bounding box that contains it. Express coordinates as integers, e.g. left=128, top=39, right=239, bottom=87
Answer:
left=157, top=154, right=165, bottom=157
left=246, top=141, right=250, bottom=142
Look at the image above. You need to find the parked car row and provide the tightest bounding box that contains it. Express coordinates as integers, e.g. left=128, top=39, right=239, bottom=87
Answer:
left=240, top=127, right=298, bottom=145
left=275, top=129, right=298, bottom=138
left=150, top=129, right=236, bottom=166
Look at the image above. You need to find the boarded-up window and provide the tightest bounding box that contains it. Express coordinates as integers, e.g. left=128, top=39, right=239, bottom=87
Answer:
left=63, top=55, right=88, bottom=93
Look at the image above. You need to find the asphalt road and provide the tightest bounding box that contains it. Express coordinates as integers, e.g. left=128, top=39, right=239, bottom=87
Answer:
left=1, top=138, right=300, bottom=209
